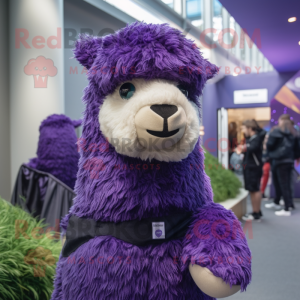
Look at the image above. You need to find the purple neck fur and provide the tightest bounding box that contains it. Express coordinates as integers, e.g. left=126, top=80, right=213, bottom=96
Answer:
left=70, top=137, right=213, bottom=222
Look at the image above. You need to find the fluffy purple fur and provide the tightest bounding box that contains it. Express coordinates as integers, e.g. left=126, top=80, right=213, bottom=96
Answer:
left=182, top=203, right=252, bottom=291
left=27, top=114, right=81, bottom=189
left=51, top=22, right=251, bottom=300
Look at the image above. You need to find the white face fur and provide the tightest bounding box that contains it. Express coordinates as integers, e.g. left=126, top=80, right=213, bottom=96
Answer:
left=99, top=79, right=200, bottom=162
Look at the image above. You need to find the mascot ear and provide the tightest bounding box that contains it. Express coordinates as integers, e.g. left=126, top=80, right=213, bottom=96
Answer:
left=72, top=119, right=82, bottom=128
left=73, top=35, right=102, bottom=70
left=205, top=61, right=219, bottom=80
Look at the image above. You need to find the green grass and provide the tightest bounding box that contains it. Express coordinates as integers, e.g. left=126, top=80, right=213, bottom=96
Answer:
left=204, top=150, right=241, bottom=203
left=0, top=197, right=62, bottom=300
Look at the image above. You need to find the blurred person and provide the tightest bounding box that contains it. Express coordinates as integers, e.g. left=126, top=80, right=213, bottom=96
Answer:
left=241, top=120, right=266, bottom=221
left=230, top=144, right=244, bottom=186
left=270, top=115, right=298, bottom=209
left=261, top=134, right=271, bottom=200
left=266, top=115, right=300, bottom=216
left=289, top=119, right=299, bottom=209
left=228, top=122, right=238, bottom=167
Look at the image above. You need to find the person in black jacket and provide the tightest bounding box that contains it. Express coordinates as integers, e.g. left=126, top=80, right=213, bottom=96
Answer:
left=241, top=119, right=266, bottom=221
left=266, top=115, right=300, bottom=216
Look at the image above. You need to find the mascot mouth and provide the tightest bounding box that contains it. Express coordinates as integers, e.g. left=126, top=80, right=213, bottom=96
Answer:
left=134, top=104, right=187, bottom=150
left=147, top=128, right=179, bottom=138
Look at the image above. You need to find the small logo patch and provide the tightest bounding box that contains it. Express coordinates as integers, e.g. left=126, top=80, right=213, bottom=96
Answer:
left=152, top=222, right=165, bottom=239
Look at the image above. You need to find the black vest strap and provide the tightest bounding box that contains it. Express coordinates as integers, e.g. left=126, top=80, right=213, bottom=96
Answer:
left=62, top=212, right=194, bottom=257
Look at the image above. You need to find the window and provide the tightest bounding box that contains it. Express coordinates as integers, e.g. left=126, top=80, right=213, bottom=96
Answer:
left=234, top=23, right=241, bottom=59
left=186, top=0, right=203, bottom=29
left=251, top=44, right=258, bottom=70
left=229, top=17, right=235, bottom=33
left=186, top=0, right=202, bottom=20
left=213, top=0, right=222, bottom=41
left=240, top=45, right=246, bottom=61
left=229, top=16, right=236, bottom=53
left=213, top=0, right=222, bottom=17
left=173, top=0, right=182, bottom=15
left=161, top=0, right=174, bottom=9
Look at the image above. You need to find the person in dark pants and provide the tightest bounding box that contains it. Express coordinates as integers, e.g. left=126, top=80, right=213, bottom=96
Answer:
left=266, top=115, right=300, bottom=216
left=261, top=134, right=271, bottom=200
left=241, top=120, right=266, bottom=222
left=270, top=163, right=294, bottom=211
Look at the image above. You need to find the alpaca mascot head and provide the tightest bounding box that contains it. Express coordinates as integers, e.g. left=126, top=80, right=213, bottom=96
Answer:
left=27, top=114, right=81, bottom=189
left=52, top=23, right=251, bottom=300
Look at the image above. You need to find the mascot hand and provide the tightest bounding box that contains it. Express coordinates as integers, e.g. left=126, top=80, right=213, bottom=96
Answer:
left=189, top=264, right=241, bottom=298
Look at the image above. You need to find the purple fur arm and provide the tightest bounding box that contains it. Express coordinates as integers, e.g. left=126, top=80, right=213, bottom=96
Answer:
left=181, top=203, right=252, bottom=291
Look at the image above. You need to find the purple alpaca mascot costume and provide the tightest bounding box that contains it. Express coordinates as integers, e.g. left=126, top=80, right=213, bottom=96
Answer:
left=28, top=114, right=81, bottom=189
left=52, top=22, right=251, bottom=300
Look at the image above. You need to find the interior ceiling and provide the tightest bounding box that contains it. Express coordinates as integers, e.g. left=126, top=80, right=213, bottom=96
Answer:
left=219, top=0, right=300, bottom=72
left=228, top=107, right=271, bottom=122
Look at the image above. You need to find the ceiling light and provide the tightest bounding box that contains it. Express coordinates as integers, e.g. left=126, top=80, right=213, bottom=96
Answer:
left=299, top=41, right=300, bottom=45
left=288, top=17, right=297, bottom=22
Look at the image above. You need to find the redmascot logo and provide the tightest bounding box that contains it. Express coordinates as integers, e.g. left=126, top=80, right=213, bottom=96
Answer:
left=24, top=56, right=57, bottom=88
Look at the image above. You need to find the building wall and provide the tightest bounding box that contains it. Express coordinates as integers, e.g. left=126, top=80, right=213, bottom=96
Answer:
left=9, top=0, right=65, bottom=192
left=201, top=82, right=220, bottom=155
left=202, top=70, right=296, bottom=157
left=0, top=0, right=11, bottom=200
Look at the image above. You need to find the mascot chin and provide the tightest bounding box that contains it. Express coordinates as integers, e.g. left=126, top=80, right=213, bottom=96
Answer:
left=52, top=22, right=251, bottom=300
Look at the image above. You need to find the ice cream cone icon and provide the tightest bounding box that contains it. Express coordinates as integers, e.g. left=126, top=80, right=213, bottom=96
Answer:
left=24, top=56, right=57, bottom=88
left=24, top=247, right=56, bottom=277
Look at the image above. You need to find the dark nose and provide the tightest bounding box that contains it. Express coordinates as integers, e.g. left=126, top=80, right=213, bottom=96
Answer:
left=150, top=105, right=178, bottom=119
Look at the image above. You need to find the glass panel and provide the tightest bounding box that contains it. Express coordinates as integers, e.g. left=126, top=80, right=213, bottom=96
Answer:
left=234, top=23, right=241, bottom=59
left=173, top=0, right=182, bottom=15
left=186, top=0, right=203, bottom=30
left=244, top=29, right=251, bottom=66
left=213, top=0, right=222, bottom=17
left=186, top=0, right=202, bottom=19
left=258, top=51, right=264, bottom=73
left=161, top=0, right=270, bottom=68
left=263, top=58, right=269, bottom=73
left=161, top=0, right=174, bottom=9
left=251, top=44, right=258, bottom=73
left=229, top=16, right=236, bottom=54
left=191, top=19, right=204, bottom=29
left=240, top=48, right=245, bottom=61
left=221, top=8, right=230, bottom=47
left=213, top=0, right=222, bottom=41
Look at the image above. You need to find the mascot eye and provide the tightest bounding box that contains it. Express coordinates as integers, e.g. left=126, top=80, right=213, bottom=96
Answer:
left=119, top=83, right=136, bottom=100
left=177, top=85, right=189, bottom=98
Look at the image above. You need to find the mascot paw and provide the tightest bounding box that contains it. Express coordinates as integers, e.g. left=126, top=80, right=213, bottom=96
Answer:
left=189, top=264, right=241, bottom=298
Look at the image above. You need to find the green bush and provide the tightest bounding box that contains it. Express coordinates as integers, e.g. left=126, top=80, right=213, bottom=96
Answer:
left=204, top=150, right=241, bottom=203
left=0, top=198, right=62, bottom=300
